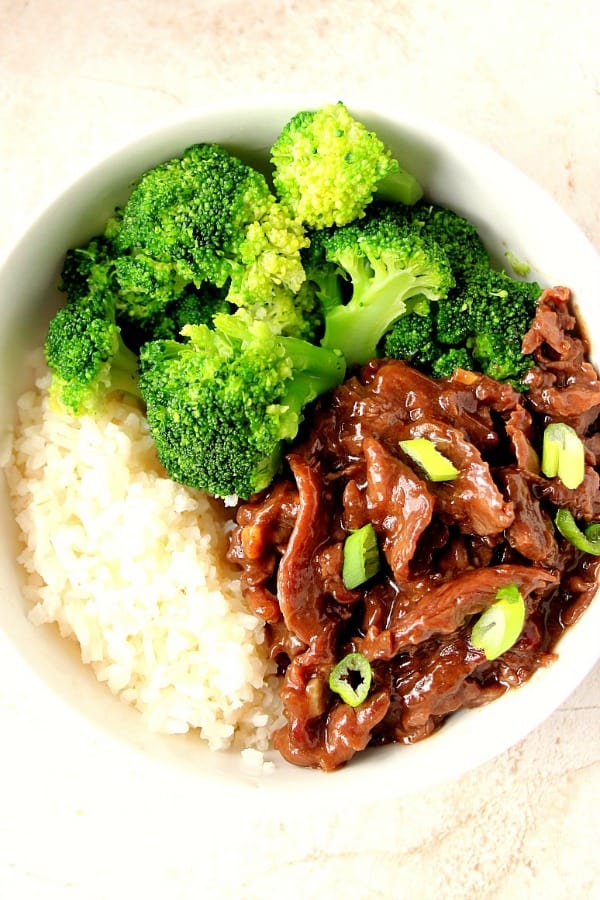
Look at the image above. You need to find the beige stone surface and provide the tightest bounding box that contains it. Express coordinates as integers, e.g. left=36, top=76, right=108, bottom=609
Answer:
left=1, top=1, right=599, bottom=897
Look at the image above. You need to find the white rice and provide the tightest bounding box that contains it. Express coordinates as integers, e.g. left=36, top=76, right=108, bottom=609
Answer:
left=2, top=350, right=282, bottom=752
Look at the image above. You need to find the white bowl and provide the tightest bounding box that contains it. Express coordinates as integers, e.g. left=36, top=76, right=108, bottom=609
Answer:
left=1, top=99, right=599, bottom=802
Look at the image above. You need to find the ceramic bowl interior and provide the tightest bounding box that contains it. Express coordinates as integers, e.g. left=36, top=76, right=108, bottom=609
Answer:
left=1, top=99, right=599, bottom=799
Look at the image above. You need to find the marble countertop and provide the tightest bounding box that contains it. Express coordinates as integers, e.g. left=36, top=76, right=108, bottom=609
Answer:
left=1, top=1, right=599, bottom=897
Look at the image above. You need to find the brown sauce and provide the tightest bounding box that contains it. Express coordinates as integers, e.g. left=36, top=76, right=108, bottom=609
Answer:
left=228, top=287, right=600, bottom=770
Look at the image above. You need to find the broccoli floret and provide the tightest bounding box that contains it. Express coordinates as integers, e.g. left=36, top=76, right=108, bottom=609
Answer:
left=384, top=265, right=540, bottom=383
left=224, top=198, right=315, bottom=338
left=372, top=203, right=539, bottom=384
left=113, top=242, right=236, bottom=346
left=232, top=200, right=308, bottom=294
left=383, top=301, right=476, bottom=378
left=430, top=346, right=475, bottom=378
left=409, top=202, right=490, bottom=276
left=114, top=252, right=191, bottom=318
left=383, top=305, right=475, bottom=377
left=59, top=234, right=118, bottom=304
left=164, top=283, right=232, bottom=335
left=138, top=313, right=346, bottom=499
left=117, top=281, right=234, bottom=350
left=50, top=229, right=140, bottom=414
left=116, top=143, right=309, bottom=337
left=407, top=203, right=492, bottom=347
left=117, top=143, right=269, bottom=286
left=434, top=290, right=472, bottom=346
left=271, top=102, right=423, bottom=229
left=384, top=265, right=539, bottom=383
left=301, top=228, right=345, bottom=313
left=57, top=225, right=230, bottom=354
left=234, top=281, right=321, bottom=340
left=463, top=268, right=541, bottom=382
left=317, top=210, right=454, bottom=366
left=412, top=203, right=490, bottom=349
left=375, top=201, right=489, bottom=346
left=382, top=311, right=438, bottom=367
left=44, top=292, right=139, bottom=416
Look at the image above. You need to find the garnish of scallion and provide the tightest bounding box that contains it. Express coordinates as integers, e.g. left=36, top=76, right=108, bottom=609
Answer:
left=399, top=437, right=460, bottom=482
left=555, top=508, right=600, bottom=555
left=329, top=652, right=373, bottom=707
left=470, top=584, right=526, bottom=661
left=342, top=522, right=380, bottom=589
left=541, top=422, right=585, bottom=490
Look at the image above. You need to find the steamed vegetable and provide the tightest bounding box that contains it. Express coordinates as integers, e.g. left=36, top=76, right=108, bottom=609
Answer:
left=138, top=313, right=345, bottom=499
left=342, top=524, right=381, bottom=589
left=471, top=584, right=526, bottom=661
left=541, top=423, right=585, bottom=490
left=312, top=205, right=454, bottom=366
left=271, top=101, right=423, bottom=229
left=45, top=102, right=549, bottom=499
left=328, top=653, right=373, bottom=707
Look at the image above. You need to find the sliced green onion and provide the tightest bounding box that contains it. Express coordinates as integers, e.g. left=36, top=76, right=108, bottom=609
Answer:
left=399, top=437, right=460, bottom=482
left=329, top=652, right=373, bottom=707
left=471, top=584, right=526, bottom=661
left=342, top=523, right=380, bottom=589
left=555, top=508, right=600, bottom=556
left=541, top=423, right=585, bottom=490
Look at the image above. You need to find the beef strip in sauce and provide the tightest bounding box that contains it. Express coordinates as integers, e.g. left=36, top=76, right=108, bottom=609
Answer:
left=228, top=286, right=600, bottom=771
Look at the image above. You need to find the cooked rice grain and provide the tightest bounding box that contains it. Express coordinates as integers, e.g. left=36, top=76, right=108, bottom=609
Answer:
left=3, top=351, right=282, bottom=751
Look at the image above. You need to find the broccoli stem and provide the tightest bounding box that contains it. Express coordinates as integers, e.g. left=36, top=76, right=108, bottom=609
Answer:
left=109, top=335, right=141, bottom=400
left=321, top=272, right=433, bottom=366
left=279, top=336, right=346, bottom=410
left=375, top=167, right=424, bottom=206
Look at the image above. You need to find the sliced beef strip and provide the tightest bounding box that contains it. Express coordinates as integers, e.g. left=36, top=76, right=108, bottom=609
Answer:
left=363, top=436, right=435, bottom=582
left=499, top=468, right=560, bottom=566
left=375, top=628, right=499, bottom=744
left=358, top=564, right=559, bottom=661
left=227, top=480, right=299, bottom=623
left=276, top=454, right=339, bottom=644
left=521, top=286, right=600, bottom=432
left=397, top=419, right=515, bottom=536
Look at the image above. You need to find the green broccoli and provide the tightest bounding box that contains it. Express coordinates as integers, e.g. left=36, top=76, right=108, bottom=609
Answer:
left=59, top=234, right=118, bottom=304
left=44, top=291, right=139, bottom=416
left=385, top=267, right=539, bottom=383
left=383, top=303, right=476, bottom=378
left=138, top=313, right=346, bottom=499
left=301, top=228, right=345, bottom=313
left=463, top=268, right=541, bottom=382
left=408, top=202, right=490, bottom=276
left=271, top=102, right=423, bottom=229
left=116, top=142, right=310, bottom=336
left=163, top=283, right=233, bottom=336
left=114, top=252, right=191, bottom=318
left=430, top=346, right=475, bottom=378
left=382, top=310, right=438, bottom=368
left=316, top=209, right=454, bottom=366
left=409, top=203, right=490, bottom=347
left=56, top=226, right=230, bottom=353
left=379, top=201, right=540, bottom=383
left=117, top=281, right=234, bottom=350
left=117, top=143, right=270, bottom=287
left=48, top=231, right=141, bottom=414
left=433, top=290, right=472, bottom=346
left=366, top=201, right=488, bottom=347
left=385, top=268, right=539, bottom=383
